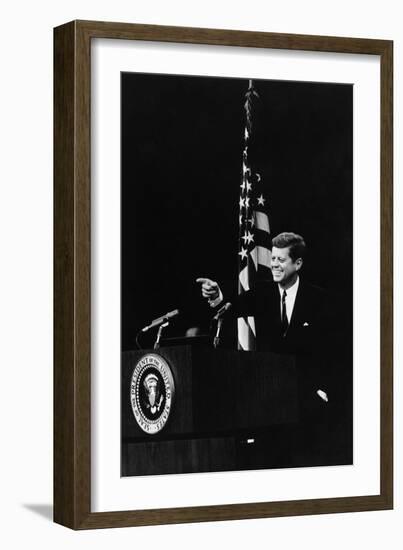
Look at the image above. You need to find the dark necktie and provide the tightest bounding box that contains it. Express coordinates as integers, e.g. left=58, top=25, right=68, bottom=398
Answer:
left=281, top=290, right=288, bottom=335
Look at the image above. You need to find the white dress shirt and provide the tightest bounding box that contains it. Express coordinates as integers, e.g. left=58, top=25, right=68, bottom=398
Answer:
left=278, top=276, right=300, bottom=324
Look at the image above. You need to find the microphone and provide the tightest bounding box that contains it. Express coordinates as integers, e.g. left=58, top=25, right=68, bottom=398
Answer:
left=141, top=309, right=180, bottom=332
left=213, top=302, right=232, bottom=321
left=213, top=303, right=232, bottom=349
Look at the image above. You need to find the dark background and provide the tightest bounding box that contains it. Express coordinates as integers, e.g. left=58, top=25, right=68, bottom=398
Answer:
left=121, top=73, right=353, bottom=350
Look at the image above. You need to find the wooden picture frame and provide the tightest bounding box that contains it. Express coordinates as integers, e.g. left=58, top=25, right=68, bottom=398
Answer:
left=54, top=20, right=393, bottom=529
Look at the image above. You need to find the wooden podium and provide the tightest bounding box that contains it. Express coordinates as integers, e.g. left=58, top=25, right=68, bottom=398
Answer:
left=121, top=345, right=298, bottom=476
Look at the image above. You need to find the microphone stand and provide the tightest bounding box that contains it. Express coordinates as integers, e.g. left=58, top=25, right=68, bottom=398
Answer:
left=212, top=302, right=231, bottom=349
left=154, top=321, right=169, bottom=350
left=213, top=318, right=224, bottom=349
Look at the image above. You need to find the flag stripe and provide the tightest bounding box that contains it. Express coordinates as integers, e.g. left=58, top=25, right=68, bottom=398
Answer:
left=253, top=229, right=271, bottom=249
left=239, top=265, right=250, bottom=291
left=248, top=246, right=271, bottom=271
left=250, top=247, right=257, bottom=270
left=248, top=316, right=256, bottom=336
left=255, top=211, right=270, bottom=233
left=256, top=245, right=271, bottom=267
left=237, top=317, right=254, bottom=350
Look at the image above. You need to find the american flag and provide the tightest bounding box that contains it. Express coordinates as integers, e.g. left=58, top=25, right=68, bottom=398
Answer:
left=238, top=80, right=272, bottom=351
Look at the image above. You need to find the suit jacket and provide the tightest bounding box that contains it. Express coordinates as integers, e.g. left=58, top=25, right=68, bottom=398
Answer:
left=228, top=279, right=336, bottom=401
left=232, top=279, right=331, bottom=356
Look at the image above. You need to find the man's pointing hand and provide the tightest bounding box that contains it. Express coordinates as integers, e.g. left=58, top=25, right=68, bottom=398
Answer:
left=196, top=277, right=220, bottom=302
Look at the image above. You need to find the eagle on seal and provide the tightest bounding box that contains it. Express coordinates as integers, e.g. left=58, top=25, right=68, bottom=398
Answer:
left=143, top=372, right=164, bottom=415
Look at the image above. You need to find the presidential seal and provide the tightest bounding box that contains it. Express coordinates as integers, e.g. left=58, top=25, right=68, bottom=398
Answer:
left=130, top=353, right=175, bottom=434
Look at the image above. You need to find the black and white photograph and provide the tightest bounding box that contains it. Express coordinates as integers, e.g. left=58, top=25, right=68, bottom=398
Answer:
left=120, top=72, right=353, bottom=477
left=1, top=0, right=398, bottom=541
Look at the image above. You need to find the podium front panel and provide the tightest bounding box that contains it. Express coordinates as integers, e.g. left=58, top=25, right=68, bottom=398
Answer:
left=121, top=345, right=299, bottom=476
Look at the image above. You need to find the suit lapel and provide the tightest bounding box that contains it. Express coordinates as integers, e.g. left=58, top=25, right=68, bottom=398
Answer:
left=271, top=282, right=283, bottom=333
left=287, top=279, right=307, bottom=333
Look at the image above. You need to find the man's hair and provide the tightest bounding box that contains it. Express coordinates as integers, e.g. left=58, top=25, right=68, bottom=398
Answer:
left=272, top=232, right=306, bottom=261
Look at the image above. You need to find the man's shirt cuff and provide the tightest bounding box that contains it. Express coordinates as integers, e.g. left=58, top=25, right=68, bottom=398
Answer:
left=208, top=289, right=223, bottom=308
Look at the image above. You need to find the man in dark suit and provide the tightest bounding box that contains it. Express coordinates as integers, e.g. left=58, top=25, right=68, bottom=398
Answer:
left=196, top=232, right=347, bottom=467
left=197, top=232, right=330, bottom=357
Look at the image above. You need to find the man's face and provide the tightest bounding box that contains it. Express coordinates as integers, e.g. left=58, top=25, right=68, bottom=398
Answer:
left=271, top=246, right=302, bottom=287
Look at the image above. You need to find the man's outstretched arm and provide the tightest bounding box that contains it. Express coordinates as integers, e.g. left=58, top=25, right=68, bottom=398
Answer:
left=196, top=277, right=259, bottom=316
left=195, top=278, right=223, bottom=308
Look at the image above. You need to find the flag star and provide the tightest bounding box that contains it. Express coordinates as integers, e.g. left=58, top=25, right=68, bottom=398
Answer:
left=238, top=247, right=248, bottom=260
left=257, top=195, right=265, bottom=206
left=245, top=197, right=250, bottom=208
left=240, top=180, right=246, bottom=192
left=244, top=128, right=249, bottom=140
left=246, top=231, right=254, bottom=244
left=239, top=197, right=245, bottom=209
left=241, top=231, right=249, bottom=244
left=246, top=181, right=252, bottom=192
left=239, top=214, right=243, bottom=225
left=248, top=216, right=255, bottom=227
left=256, top=173, right=261, bottom=182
